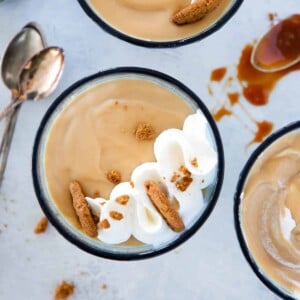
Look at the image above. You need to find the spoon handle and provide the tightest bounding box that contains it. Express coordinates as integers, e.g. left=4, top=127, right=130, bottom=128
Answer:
left=0, top=99, right=23, bottom=122
left=0, top=105, right=21, bottom=187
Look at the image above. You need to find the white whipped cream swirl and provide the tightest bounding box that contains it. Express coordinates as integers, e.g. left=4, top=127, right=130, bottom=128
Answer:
left=86, top=110, right=218, bottom=245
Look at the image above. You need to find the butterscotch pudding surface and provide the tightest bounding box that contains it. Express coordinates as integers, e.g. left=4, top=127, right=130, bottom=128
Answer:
left=88, top=0, right=232, bottom=41
left=45, top=78, right=192, bottom=230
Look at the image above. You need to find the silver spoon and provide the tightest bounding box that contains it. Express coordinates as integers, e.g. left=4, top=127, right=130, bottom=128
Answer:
left=0, top=23, right=46, bottom=186
left=0, top=46, right=64, bottom=186
left=0, top=46, right=64, bottom=120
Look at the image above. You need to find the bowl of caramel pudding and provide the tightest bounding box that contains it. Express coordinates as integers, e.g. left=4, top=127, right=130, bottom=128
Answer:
left=235, top=122, right=300, bottom=299
left=32, top=67, right=224, bottom=260
left=77, top=0, right=243, bottom=47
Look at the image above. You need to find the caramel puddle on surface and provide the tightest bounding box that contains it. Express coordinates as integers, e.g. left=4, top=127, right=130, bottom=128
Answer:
left=209, top=14, right=300, bottom=147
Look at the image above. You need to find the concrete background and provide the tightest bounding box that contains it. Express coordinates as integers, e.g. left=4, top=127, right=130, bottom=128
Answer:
left=0, top=0, right=299, bottom=299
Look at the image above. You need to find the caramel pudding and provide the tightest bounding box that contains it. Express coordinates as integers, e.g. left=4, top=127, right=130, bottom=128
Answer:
left=240, top=130, right=300, bottom=297
left=87, top=0, right=232, bottom=41
left=44, top=76, right=218, bottom=247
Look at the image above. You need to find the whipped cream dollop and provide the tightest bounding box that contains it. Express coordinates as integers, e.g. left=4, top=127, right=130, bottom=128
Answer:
left=86, top=110, right=218, bottom=245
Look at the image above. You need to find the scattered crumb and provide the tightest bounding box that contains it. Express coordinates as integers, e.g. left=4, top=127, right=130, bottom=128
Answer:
left=101, top=284, right=107, bottom=290
left=3, top=224, right=8, bottom=228
left=109, top=211, right=124, bottom=221
left=114, top=101, right=119, bottom=106
left=135, top=123, right=156, bottom=141
left=99, top=219, right=110, bottom=229
left=107, top=170, right=121, bottom=185
left=191, top=158, right=198, bottom=168
left=54, top=281, right=74, bottom=300
left=116, top=195, right=129, bottom=205
left=34, top=217, right=48, bottom=234
left=130, top=181, right=135, bottom=188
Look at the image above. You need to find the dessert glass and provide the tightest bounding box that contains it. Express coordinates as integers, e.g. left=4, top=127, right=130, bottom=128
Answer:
left=32, top=67, right=224, bottom=260
left=77, top=0, right=243, bottom=48
left=234, top=121, right=300, bottom=299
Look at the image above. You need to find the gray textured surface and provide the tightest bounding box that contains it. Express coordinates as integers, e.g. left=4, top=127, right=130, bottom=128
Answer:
left=0, top=0, right=299, bottom=299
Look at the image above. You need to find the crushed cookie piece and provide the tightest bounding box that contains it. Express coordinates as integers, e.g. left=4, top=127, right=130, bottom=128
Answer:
left=114, top=100, right=119, bottom=106
left=99, top=219, right=110, bottom=229
left=93, top=215, right=100, bottom=224
left=101, top=284, right=107, bottom=290
left=176, top=177, right=193, bottom=192
left=116, top=195, right=129, bottom=205
left=109, top=211, right=124, bottom=221
left=107, top=170, right=121, bottom=184
left=130, top=180, right=135, bottom=188
left=145, top=180, right=185, bottom=232
left=173, top=0, right=223, bottom=25
left=69, top=181, right=98, bottom=238
left=34, top=217, right=48, bottom=234
left=135, top=123, right=156, bottom=141
left=179, top=165, right=191, bottom=176
left=191, top=158, right=198, bottom=168
left=170, top=173, right=180, bottom=183
left=54, top=281, right=74, bottom=300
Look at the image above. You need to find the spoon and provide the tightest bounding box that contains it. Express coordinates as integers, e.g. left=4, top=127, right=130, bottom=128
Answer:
left=0, top=23, right=46, bottom=186
left=0, top=47, right=65, bottom=120
left=251, top=14, right=300, bottom=73
left=0, top=46, right=64, bottom=186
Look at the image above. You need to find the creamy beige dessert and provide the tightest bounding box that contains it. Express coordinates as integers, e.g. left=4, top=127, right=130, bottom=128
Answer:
left=241, top=130, right=300, bottom=297
left=44, top=77, right=218, bottom=246
left=88, top=0, right=232, bottom=41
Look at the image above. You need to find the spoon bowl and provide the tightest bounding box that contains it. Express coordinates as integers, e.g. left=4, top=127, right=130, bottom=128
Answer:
left=251, top=14, right=300, bottom=73
left=1, top=23, right=46, bottom=92
left=19, top=47, right=65, bottom=101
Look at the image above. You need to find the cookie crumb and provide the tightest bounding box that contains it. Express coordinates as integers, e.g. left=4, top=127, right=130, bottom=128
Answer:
left=145, top=180, right=185, bottom=232
left=130, top=180, right=135, bottom=188
left=170, top=173, right=180, bottom=183
left=107, top=170, right=121, bottom=185
left=176, top=177, right=193, bottom=192
left=135, top=123, right=156, bottom=141
left=191, top=158, right=198, bottom=168
left=93, top=215, right=100, bottom=224
left=116, top=195, right=129, bottom=205
left=101, top=284, right=107, bottom=290
left=114, top=101, right=119, bottom=106
left=109, top=211, right=124, bottom=220
left=99, top=219, right=110, bottom=229
left=176, top=165, right=193, bottom=191
left=54, top=281, right=74, bottom=300
left=34, top=217, right=48, bottom=234
left=69, top=181, right=98, bottom=238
